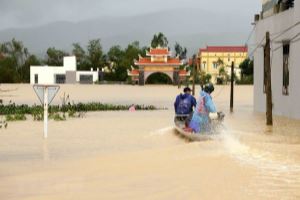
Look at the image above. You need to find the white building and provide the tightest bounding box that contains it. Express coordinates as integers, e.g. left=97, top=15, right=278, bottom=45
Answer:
left=30, top=56, right=99, bottom=84
left=254, top=0, right=300, bottom=119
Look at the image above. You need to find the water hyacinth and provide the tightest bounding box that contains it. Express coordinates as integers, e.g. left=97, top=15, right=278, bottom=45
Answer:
left=0, top=101, right=164, bottom=116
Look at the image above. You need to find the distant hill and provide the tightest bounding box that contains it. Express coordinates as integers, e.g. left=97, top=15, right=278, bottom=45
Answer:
left=0, top=8, right=251, bottom=57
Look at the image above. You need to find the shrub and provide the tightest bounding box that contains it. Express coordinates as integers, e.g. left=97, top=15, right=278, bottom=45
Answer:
left=236, top=76, right=253, bottom=85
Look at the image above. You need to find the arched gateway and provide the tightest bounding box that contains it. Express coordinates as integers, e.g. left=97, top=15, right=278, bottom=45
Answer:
left=128, top=47, right=190, bottom=85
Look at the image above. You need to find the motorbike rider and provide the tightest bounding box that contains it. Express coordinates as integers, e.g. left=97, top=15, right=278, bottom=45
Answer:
left=188, top=83, right=219, bottom=133
left=174, top=87, right=196, bottom=115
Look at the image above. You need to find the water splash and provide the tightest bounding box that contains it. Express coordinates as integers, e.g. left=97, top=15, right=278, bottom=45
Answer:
left=220, top=129, right=300, bottom=199
left=149, top=126, right=174, bottom=136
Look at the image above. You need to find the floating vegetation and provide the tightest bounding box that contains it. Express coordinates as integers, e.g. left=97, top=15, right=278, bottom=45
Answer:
left=0, top=100, right=163, bottom=123
left=0, top=102, right=161, bottom=116
left=5, top=113, right=27, bottom=121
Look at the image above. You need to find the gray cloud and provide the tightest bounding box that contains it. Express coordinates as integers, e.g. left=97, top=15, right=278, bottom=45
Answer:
left=0, top=0, right=261, bottom=30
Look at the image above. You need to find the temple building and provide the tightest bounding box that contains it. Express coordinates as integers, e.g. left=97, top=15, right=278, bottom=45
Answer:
left=199, top=46, right=248, bottom=83
left=128, top=47, right=189, bottom=85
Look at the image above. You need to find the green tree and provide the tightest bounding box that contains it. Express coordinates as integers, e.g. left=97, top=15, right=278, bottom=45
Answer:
left=87, top=39, right=103, bottom=70
left=217, top=66, right=227, bottom=85
left=0, top=57, right=18, bottom=83
left=107, top=45, right=125, bottom=80
left=219, top=66, right=226, bottom=76
left=1, top=39, right=29, bottom=67
left=174, top=42, right=187, bottom=60
left=1, top=39, right=29, bottom=74
left=46, top=47, right=69, bottom=66
left=198, top=71, right=212, bottom=88
left=216, top=58, right=224, bottom=67
left=118, top=41, right=143, bottom=81
left=108, top=45, right=124, bottom=64
left=239, top=58, right=253, bottom=78
left=0, top=39, right=40, bottom=83
left=151, top=32, right=168, bottom=48
left=106, top=42, right=145, bottom=82
left=18, top=55, right=41, bottom=83
left=72, top=43, right=88, bottom=70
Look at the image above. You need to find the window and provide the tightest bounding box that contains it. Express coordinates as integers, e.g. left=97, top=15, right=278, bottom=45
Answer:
left=212, top=62, right=218, bottom=69
left=34, top=74, right=38, bottom=84
left=282, top=42, right=290, bottom=96
left=55, top=74, right=66, bottom=84
left=202, top=62, right=206, bottom=69
left=80, top=75, right=93, bottom=84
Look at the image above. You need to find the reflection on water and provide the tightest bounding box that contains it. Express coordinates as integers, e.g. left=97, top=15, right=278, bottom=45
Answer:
left=0, top=85, right=299, bottom=199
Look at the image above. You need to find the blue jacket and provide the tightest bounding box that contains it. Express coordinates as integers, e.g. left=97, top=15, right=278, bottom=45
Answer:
left=174, top=93, right=197, bottom=115
left=189, top=91, right=217, bottom=133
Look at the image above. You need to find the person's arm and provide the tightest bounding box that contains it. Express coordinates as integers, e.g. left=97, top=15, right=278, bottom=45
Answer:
left=205, top=95, right=217, bottom=113
left=192, top=96, right=197, bottom=109
left=174, top=96, right=179, bottom=113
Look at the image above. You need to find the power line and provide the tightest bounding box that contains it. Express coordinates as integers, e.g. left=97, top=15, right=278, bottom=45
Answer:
left=272, top=31, right=300, bottom=53
left=291, top=37, right=300, bottom=44
left=271, top=21, right=300, bottom=42
left=248, top=21, right=300, bottom=58
left=248, top=36, right=266, bottom=58
left=245, top=26, right=256, bottom=46
left=290, top=31, right=300, bottom=41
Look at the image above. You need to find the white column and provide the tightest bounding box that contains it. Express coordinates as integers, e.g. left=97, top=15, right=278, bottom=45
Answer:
left=44, top=87, right=48, bottom=138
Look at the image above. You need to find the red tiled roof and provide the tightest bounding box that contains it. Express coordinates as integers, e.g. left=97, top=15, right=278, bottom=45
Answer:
left=148, top=48, right=169, bottom=55
left=135, top=57, right=181, bottom=65
left=131, top=69, right=139, bottom=75
left=200, top=46, right=248, bottom=53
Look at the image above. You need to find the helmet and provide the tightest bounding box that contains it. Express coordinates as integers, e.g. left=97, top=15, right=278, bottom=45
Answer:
left=204, top=83, right=214, bottom=94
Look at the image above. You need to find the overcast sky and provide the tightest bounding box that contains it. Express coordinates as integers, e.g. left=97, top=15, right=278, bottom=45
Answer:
left=0, top=0, right=261, bottom=30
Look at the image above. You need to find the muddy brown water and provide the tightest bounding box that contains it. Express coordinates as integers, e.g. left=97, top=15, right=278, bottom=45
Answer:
left=0, top=84, right=299, bottom=200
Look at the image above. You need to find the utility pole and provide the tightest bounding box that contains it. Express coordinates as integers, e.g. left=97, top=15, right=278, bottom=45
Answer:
left=192, top=54, right=196, bottom=96
left=230, top=61, right=234, bottom=112
left=265, top=32, right=273, bottom=125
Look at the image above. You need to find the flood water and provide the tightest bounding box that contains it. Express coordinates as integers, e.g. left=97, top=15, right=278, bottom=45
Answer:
left=0, top=84, right=300, bottom=200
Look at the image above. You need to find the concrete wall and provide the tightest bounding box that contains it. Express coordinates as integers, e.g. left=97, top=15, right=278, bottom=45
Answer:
left=63, top=56, right=76, bottom=71
left=30, top=56, right=98, bottom=84
left=76, top=71, right=98, bottom=83
left=30, top=66, right=67, bottom=85
left=254, top=2, right=300, bottom=119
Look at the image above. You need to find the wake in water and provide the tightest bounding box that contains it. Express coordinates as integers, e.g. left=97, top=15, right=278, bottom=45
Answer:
left=220, top=128, right=300, bottom=199
left=148, top=126, right=175, bottom=136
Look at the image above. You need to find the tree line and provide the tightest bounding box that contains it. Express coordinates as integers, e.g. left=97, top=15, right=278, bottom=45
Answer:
left=0, top=32, right=188, bottom=83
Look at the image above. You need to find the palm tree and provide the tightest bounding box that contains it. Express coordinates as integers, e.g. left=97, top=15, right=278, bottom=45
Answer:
left=151, top=32, right=168, bottom=48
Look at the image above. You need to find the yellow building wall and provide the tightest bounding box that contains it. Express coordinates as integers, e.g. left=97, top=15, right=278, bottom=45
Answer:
left=199, top=52, right=248, bottom=83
